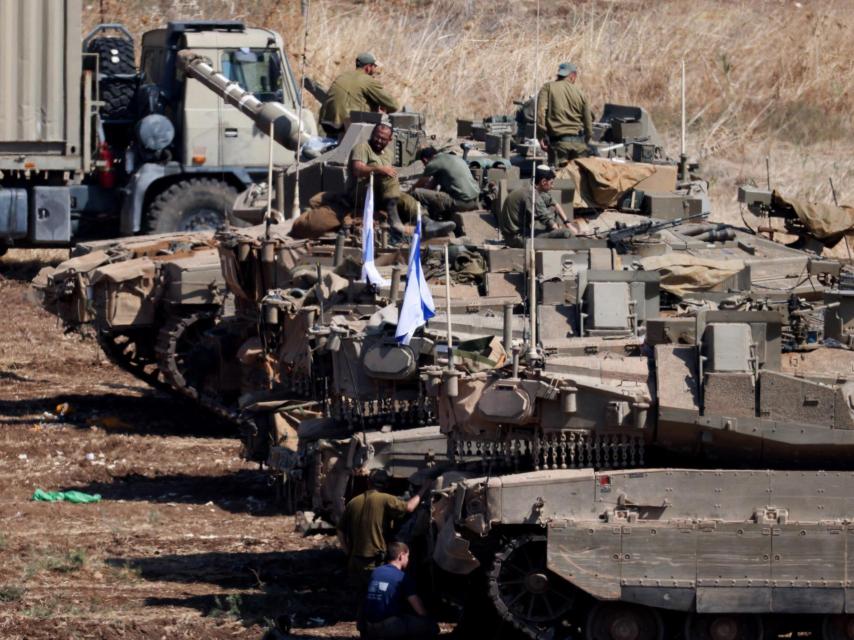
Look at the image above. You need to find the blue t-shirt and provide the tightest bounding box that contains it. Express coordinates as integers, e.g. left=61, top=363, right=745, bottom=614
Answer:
left=362, top=563, right=416, bottom=623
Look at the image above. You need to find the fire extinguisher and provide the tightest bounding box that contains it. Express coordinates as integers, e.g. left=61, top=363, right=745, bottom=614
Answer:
left=98, top=142, right=115, bottom=189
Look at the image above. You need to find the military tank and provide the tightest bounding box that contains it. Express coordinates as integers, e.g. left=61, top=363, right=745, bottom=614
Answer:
left=423, top=230, right=854, bottom=639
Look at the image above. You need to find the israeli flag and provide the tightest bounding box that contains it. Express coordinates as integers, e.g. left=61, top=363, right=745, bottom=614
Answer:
left=361, top=174, right=389, bottom=287
left=395, top=208, right=435, bottom=345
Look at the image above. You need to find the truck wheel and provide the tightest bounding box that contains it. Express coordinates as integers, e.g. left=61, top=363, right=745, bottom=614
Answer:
left=144, top=178, right=239, bottom=234
left=86, top=36, right=136, bottom=121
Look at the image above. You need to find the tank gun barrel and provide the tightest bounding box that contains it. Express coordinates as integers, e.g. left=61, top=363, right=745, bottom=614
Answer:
left=176, top=50, right=310, bottom=152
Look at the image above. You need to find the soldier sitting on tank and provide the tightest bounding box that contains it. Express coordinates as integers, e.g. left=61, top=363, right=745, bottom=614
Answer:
left=339, top=469, right=432, bottom=591
left=359, top=541, right=439, bottom=640
left=349, top=124, right=455, bottom=242
left=498, top=165, right=573, bottom=248
left=290, top=124, right=456, bottom=241
left=409, top=146, right=482, bottom=221
left=537, top=62, right=592, bottom=167
left=318, top=52, right=400, bottom=137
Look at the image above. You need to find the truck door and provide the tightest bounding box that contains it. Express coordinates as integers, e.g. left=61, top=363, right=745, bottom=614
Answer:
left=180, top=67, right=222, bottom=168
left=218, top=47, right=295, bottom=169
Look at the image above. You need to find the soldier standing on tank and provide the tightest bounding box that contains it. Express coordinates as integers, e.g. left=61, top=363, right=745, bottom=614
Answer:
left=319, top=52, right=400, bottom=136
left=410, top=146, right=482, bottom=221
left=350, top=124, right=455, bottom=242
left=498, top=165, right=572, bottom=247
left=536, top=62, right=592, bottom=168
left=339, top=469, right=432, bottom=591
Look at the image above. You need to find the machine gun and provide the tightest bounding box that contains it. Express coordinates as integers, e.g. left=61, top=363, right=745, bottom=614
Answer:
left=584, top=211, right=710, bottom=252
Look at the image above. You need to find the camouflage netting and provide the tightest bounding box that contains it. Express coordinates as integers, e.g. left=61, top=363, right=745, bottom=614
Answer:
left=772, top=191, right=854, bottom=246
left=639, top=254, right=745, bottom=296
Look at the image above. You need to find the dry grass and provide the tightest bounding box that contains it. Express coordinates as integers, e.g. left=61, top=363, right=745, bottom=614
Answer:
left=83, top=0, right=853, bottom=221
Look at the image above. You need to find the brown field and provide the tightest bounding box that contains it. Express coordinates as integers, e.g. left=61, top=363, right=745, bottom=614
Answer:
left=0, top=254, right=357, bottom=639
left=1, top=1, right=851, bottom=636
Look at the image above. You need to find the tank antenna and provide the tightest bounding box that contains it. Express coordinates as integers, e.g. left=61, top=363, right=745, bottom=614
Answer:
left=444, top=243, right=454, bottom=370
left=526, top=0, right=541, bottom=362
left=291, top=0, right=311, bottom=220
left=678, top=59, right=688, bottom=182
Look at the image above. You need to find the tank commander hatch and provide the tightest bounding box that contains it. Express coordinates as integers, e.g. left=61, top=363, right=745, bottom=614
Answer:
left=498, top=165, right=572, bottom=248
left=318, top=52, right=400, bottom=136
left=537, top=62, right=592, bottom=167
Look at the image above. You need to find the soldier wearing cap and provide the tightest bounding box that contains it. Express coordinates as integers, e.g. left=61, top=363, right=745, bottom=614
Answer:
left=318, top=52, right=400, bottom=136
left=339, top=469, right=433, bottom=589
left=498, top=165, right=572, bottom=247
left=536, top=62, right=592, bottom=167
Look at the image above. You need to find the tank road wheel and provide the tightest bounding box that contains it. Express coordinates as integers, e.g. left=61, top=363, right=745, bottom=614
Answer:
left=97, top=329, right=171, bottom=393
left=155, top=312, right=217, bottom=401
left=585, top=602, right=663, bottom=640
left=487, top=534, right=577, bottom=639
left=143, top=179, right=239, bottom=234
left=823, top=615, right=854, bottom=640
left=685, top=614, right=763, bottom=640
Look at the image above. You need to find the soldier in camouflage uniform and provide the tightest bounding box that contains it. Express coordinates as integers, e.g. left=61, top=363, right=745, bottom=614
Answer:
left=349, top=124, right=455, bottom=241
left=498, top=165, right=572, bottom=247
left=319, top=52, right=400, bottom=136
left=410, top=146, right=482, bottom=220
left=536, top=62, right=592, bottom=167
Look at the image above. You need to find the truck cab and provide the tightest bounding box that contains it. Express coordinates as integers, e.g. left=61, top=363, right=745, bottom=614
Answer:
left=0, top=3, right=316, bottom=254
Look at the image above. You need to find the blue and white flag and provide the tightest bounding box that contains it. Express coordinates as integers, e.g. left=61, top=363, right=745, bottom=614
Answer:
left=395, top=209, right=435, bottom=345
left=361, top=174, right=389, bottom=287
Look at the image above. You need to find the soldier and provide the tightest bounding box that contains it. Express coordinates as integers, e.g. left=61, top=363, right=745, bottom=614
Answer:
left=339, top=469, right=432, bottom=590
left=350, top=124, right=455, bottom=241
left=410, top=146, right=482, bottom=221
left=498, top=165, right=572, bottom=247
left=360, top=542, right=439, bottom=640
left=318, top=52, right=400, bottom=136
left=536, top=62, right=592, bottom=167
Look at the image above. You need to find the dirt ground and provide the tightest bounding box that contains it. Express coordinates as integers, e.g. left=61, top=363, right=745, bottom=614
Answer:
left=0, top=251, right=359, bottom=639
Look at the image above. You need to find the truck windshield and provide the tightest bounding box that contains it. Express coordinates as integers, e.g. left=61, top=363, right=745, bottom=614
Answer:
left=221, top=48, right=284, bottom=103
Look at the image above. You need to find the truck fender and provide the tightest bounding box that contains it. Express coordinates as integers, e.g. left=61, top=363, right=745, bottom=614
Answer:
left=120, top=162, right=183, bottom=235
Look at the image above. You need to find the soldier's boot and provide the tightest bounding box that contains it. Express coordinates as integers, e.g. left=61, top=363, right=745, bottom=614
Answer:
left=422, top=216, right=456, bottom=239
left=385, top=198, right=407, bottom=243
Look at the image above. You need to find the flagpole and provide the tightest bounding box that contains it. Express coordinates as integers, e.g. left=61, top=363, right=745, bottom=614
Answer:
left=444, top=242, right=453, bottom=369
left=527, top=0, right=541, bottom=362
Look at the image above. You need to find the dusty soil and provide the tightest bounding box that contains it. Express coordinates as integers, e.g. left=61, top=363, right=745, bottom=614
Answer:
left=0, top=252, right=358, bottom=639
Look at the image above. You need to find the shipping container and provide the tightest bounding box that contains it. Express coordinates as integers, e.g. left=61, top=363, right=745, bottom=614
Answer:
left=0, top=0, right=83, bottom=171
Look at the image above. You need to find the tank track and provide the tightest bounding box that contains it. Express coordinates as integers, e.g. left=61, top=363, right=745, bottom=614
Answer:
left=97, top=328, right=172, bottom=394
left=154, top=311, right=235, bottom=421
left=487, top=534, right=576, bottom=640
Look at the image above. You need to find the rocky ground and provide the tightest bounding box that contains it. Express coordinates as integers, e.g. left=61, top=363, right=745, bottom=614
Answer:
left=0, top=251, right=358, bottom=639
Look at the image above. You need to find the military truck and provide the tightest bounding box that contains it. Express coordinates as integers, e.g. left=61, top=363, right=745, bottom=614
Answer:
left=0, top=0, right=314, bottom=256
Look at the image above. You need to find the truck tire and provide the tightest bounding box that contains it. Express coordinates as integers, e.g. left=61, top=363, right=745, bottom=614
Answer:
left=86, top=36, right=136, bottom=121
left=143, top=178, right=239, bottom=234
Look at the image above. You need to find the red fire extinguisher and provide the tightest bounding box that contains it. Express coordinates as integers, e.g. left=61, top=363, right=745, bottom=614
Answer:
left=98, top=142, right=115, bottom=189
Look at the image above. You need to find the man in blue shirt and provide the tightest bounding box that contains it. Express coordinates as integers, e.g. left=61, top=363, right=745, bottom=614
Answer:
left=360, top=541, right=439, bottom=639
